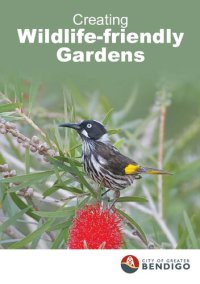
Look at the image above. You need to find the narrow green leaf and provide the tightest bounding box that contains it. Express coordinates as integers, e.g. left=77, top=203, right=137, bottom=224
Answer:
left=51, top=229, right=66, bottom=249
left=0, top=170, right=54, bottom=184
left=47, top=157, right=96, bottom=197
left=76, top=196, right=91, bottom=209
left=25, top=148, right=30, bottom=174
left=0, top=206, right=31, bottom=233
left=10, top=192, right=40, bottom=221
left=99, top=96, right=112, bottom=112
left=9, top=219, right=53, bottom=249
left=114, top=139, right=124, bottom=149
left=117, top=208, right=147, bottom=245
left=176, top=224, right=188, bottom=249
left=43, top=184, right=83, bottom=198
left=48, top=156, right=78, bottom=174
left=63, top=187, right=83, bottom=194
left=183, top=211, right=199, bottom=249
left=175, top=117, right=200, bottom=152
left=48, top=127, right=63, bottom=152
left=53, top=121, right=64, bottom=151
left=132, top=111, right=158, bottom=139
left=7, top=181, right=36, bottom=192
left=28, top=82, right=40, bottom=114
left=0, top=103, right=20, bottom=113
left=102, top=108, right=114, bottom=125
left=108, top=129, right=121, bottom=135
left=54, top=167, right=63, bottom=184
left=168, top=159, right=200, bottom=187
left=49, top=220, right=72, bottom=231
left=116, top=196, right=148, bottom=203
left=32, top=207, right=75, bottom=218
left=113, top=88, right=138, bottom=122
left=53, top=155, right=82, bottom=167
left=42, top=185, right=60, bottom=198
left=31, top=219, right=43, bottom=249
left=0, top=152, right=6, bottom=164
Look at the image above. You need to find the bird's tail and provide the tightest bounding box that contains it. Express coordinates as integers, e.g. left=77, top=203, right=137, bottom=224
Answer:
left=140, top=166, right=172, bottom=175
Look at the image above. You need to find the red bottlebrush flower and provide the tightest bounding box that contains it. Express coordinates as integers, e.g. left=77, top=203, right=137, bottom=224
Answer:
left=67, top=204, right=123, bottom=249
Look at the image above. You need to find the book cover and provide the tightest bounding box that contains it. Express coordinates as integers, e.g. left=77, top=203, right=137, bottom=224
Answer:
left=0, top=0, right=199, bottom=282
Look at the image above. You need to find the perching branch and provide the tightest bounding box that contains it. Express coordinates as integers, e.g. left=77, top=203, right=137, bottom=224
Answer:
left=157, top=105, right=166, bottom=217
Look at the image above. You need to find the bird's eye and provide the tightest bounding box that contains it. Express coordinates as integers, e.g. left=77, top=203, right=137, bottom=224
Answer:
left=87, top=123, right=92, bottom=128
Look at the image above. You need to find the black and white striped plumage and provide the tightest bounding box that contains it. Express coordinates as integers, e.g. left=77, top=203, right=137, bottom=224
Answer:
left=59, top=120, right=170, bottom=191
left=82, top=135, right=135, bottom=190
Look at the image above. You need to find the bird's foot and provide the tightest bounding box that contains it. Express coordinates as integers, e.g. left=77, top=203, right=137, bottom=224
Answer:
left=101, top=188, right=111, bottom=197
left=135, top=174, right=142, bottom=180
left=109, top=190, right=120, bottom=210
left=100, top=188, right=111, bottom=203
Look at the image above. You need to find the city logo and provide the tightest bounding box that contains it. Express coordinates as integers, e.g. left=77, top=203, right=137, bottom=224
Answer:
left=121, top=255, right=191, bottom=273
left=121, top=255, right=140, bottom=273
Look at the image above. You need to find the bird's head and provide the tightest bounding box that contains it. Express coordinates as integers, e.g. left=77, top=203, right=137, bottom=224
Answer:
left=59, top=120, right=109, bottom=142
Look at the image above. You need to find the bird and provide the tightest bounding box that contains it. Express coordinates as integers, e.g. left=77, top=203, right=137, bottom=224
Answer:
left=59, top=120, right=171, bottom=203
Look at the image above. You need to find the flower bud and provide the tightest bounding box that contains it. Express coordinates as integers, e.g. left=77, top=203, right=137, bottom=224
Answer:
left=31, top=136, right=40, bottom=144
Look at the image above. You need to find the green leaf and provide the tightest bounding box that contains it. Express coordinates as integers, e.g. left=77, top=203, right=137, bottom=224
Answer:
left=28, top=82, right=40, bottom=114
left=132, top=111, right=158, bottom=139
left=7, top=180, right=35, bottom=192
left=62, top=186, right=83, bottom=194
left=168, top=159, right=200, bottom=187
left=0, top=206, right=31, bottom=233
left=0, top=103, right=20, bottom=113
left=48, top=156, right=78, bottom=173
left=0, top=152, right=6, bottom=164
left=99, top=96, right=112, bottom=112
left=176, top=224, right=188, bottom=249
left=175, top=117, right=200, bottom=152
left=116, top=196, right=147, bottom=203
left=0, top=170, right=54, bottom=185
left=102, top=108, right=113, bottom=125
left=9, top=219, right=54, bottom=249
left=32, top=207, right=75, bottom=218
left=31, top=219, right=43, bottom=249
left=51, top=228, right=66, bottom=249
left=50, top=156, right=81, bottom=168
left=76, top=196, right=91, bottom=209
left=49, top=220, right=72, bottom=231
left=48, top=126, right=63, bottom=153
left=183, top=211, right=199, bottom=249
left=10, top=192, right=40, bottom=221
left=113, top=88, right=138, bottom=122
left=108, top=129, right=121, bottom=135
left=25, top=148, right=30, bottom=174
left=117, top=208, right=148, bottom=245
left=113, top=139, right=124, bottom=149
left=43, top=184, right=83, bottom=198
left=49, top=157, right=97, bottom=197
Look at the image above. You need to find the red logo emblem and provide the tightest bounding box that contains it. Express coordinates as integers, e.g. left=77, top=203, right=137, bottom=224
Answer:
left=121, top=255, right=140, bottom=273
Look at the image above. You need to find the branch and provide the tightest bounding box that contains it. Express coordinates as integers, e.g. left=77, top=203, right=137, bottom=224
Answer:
left=157, top=105, right=166, bottom=217
left=0, top=92, right=48, bottom=141
left=0, top=118, right=57, bottom=162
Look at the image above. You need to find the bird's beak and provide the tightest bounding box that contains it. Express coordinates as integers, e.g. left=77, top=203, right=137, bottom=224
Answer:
left=59, top=123, right=81, bottom=130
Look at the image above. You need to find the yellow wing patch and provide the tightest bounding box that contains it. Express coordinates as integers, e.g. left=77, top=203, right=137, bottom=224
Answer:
left=125, top=164, right=140, bottom=175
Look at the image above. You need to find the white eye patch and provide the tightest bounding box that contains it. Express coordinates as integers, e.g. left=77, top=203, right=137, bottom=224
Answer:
left=87, top=123, right=92, bottom=128
left=81, top=129, right=89, bottom=137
